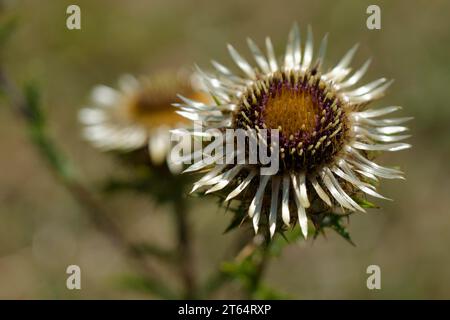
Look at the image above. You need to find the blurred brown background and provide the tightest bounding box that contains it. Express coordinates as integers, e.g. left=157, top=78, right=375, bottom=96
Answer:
left=1, top=0, right=450, bottom=299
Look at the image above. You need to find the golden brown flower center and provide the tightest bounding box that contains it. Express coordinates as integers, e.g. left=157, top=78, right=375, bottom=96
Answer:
left=127, top=91, right=185, bottom=127
left=124, top=87, right=209, bottom=128
left=263, top=88, right=320, bottom=138
left=234, top=70, right=349, bottom=171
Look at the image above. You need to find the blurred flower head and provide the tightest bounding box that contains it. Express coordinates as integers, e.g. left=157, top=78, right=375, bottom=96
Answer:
left=79, top=70, right=208, bottom=173
left=176, top=24, right=411, bottom=238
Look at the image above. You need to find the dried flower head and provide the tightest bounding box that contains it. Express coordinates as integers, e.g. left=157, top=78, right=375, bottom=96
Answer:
left=79, top=71, right=208, bottom=173
left=176, top=25, right=411, bottom=238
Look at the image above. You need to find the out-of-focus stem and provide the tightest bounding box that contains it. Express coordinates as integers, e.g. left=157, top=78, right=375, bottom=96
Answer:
left=173, top=192, right=197, bottom=299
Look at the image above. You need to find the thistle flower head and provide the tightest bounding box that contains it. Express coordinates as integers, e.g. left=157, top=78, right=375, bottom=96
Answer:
left=176, top=24, right=411, bottom=238
left=235, top=68, right=349, bottom=173
left=79, top=71, right=207, bottom=173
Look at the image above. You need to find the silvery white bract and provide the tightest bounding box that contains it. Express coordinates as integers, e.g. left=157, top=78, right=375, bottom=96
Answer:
left=79, top=74, right=199, bottom=174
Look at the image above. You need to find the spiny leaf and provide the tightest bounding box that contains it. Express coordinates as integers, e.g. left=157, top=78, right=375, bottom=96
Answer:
left=313, top=213, right=355, bottom=246
left=329, top=220, right=355, bottom=246
left=223, top=212, right=246, bottom=234
left=270, top=226, right=302, bottom=256
left=223, top=201, right=248, bottom=234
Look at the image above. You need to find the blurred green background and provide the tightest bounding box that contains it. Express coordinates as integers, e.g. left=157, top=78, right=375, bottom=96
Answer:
left=1, top=0, right=450, bottom=299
